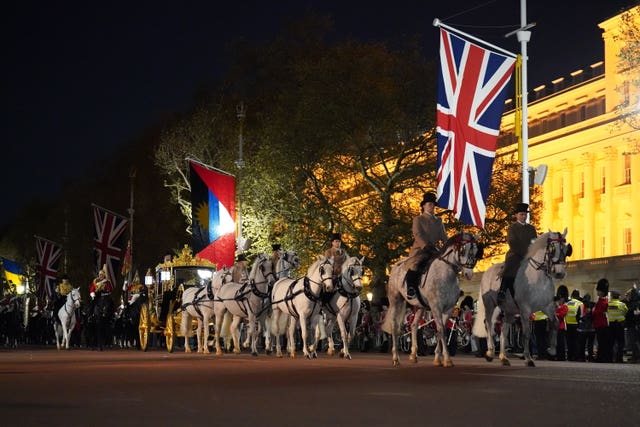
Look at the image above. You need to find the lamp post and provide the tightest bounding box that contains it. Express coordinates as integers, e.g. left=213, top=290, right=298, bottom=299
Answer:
left=235, top=102, right=246, bottom=250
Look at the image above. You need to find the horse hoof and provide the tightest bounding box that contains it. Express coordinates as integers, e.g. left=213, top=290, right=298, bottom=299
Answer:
left=345, top=354, right=352, bottom=360
left=501, top=359, right=511, bottom=367
left=409, top=354, right=417, bottom=363
left=233, top=349, right=241, bottom=355
left=327, top=349, right=335, bottom=356
left=393, top=359, right=400, bottom=367
left=433, top=359, right=443, bottom=367
left=444, top=360, right=454, bottom=368
left=251, top=352, right=258, bottom=357
left=215, top=350, right=223, bottom=356
left=484, top=355, right=493, bottom=362
left=526, top=360, right=536, bottom=367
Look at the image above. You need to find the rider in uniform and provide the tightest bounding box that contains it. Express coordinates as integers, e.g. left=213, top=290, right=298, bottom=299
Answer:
left=405, top=192, right=447, bottom=299
left=497, top=202, right=537, bottom=303
left=53, top=275, right=73, bottom=317
left=90, top=265, right=113, bottom=300
left=230, top=253, right=249, bottom=284
left=325, top=233, right=347, bottom=284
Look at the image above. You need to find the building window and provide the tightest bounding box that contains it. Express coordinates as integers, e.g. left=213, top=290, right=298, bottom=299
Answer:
left=601, top=166, right=606, bottom=194
left=624, top=228, right=632, bottom=255
left=580, top=105, right=586, bottom=121
left=624, top=153, right=631, bottom=185
left=580, top=240, right=585, bottom=259
left=601, top=236, right=606, bottom=257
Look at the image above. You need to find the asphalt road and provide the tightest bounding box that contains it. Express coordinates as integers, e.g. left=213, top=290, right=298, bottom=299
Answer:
left=1, top=347, right=638, bottom=427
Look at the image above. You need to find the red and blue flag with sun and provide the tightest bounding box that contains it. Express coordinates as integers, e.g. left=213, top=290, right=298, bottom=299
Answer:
left=190, top=161, right=236, bottom=269
left=436, top=28, right=516, bottom=228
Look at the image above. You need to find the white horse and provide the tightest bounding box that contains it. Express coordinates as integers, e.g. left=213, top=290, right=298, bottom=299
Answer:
left=270, top=256, right=334, bottom=358
left=384, top=232, right=482, bottom=367
left=261, top=250, right=302, bottom=353
left=53, top=288, right=81, bottom=350
left=473, top=229, right=572, bottom=367
left=321, top=255, right=365, bottom=360
left=180, top=268, right=231, bottom=354
left=213, top=254, right=276, bottom=356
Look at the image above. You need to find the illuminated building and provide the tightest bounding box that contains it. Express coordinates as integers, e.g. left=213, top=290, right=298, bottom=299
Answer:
left=466, top=7, right=640, bottom=295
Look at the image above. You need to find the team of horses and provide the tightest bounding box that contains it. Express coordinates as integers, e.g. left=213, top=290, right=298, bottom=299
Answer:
left=11, top=227, right=571, bottom=369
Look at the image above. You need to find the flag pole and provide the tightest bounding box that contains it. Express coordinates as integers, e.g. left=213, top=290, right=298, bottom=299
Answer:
left=517, top=0, right=531, bottom=213
left=433, top=19, right=517, bottom=58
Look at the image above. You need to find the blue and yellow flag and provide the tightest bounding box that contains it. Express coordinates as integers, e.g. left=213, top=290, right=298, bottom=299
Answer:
left=1, top=257, right=23, bottom=286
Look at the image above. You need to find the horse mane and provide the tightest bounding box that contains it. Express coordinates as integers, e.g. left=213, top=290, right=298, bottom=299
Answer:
left=526, top=231, right=551, bottom=258
left=440, top=232, right=467, bottom=253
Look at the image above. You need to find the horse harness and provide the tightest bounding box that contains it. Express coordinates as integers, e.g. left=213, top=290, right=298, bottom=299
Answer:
left=527, top=234, right=571, bottom=276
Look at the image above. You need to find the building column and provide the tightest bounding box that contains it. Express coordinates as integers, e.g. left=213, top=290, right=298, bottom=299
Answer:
left=561, top=160, right=574, bottom=257
left=604, top=146, right=616, bottom=255
left=582, top=153, right=595, bottom=259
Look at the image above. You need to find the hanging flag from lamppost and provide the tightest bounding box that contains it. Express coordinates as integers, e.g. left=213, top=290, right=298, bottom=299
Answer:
left=436, top=27, right=516, bottom=228
left=189, top=161, right=236, bottom=269
left=35, top=236, right=62, bottom=300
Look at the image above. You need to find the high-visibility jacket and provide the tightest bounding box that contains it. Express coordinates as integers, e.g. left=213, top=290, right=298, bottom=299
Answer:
left=607, top=298, right=628, bottom=323
left=531, top=311, right=548, bottom=321
left=565, top=298, right=584, bottom=325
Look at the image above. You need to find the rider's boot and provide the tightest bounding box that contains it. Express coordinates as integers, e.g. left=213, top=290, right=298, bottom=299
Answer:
left=405, top=270, right=421, bottom=299
left=497, top=277, right=514, bottom=303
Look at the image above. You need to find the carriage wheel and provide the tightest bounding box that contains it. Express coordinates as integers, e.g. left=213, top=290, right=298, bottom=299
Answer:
left=139, top=304, right=150, bottom=352
left=165, top=301, right=175, bottom=353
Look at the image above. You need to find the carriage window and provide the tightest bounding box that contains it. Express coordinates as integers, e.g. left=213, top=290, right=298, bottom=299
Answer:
left=624, top=228, right=632, bottom=255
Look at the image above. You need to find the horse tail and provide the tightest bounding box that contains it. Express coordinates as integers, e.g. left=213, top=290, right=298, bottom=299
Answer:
left=472, top=288, right=488, bottom=338
left=382, top=299, right=405, bottom=335
left=180, top=309, right=191, bottom=338
left=220, top=311, right=233, bottom=339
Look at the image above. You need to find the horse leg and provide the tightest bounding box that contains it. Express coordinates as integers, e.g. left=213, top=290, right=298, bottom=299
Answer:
left=54, top=323, right=61, bottom=350
left=388, top=302, right=401, bottom=367
left=520, top=316, right=535, bottom=367
left=545, top=303, right=558, bottom=360
left=325, top=317, right=335, bottom=356
left=287, top=317, right=298, bottom=358
left=181, top=311, right=192, bottom=353
left=336, top=315, right=350, bottom=360
left=484, top=304, right=496, bottom=362
left=437, top=312, right=454, bottom=367
left=202, top=314, right=211, bottom=354
left=230, top=316, right=243, bottom=354
left=271, top=310, right=284, bottom=358
left=499, top=320, right=511, bottom=366
left=213, top=312, right=224, bottom=356
left=409, top=308, right=422, bottom=364
left=248, top=315, right=259, bottom=357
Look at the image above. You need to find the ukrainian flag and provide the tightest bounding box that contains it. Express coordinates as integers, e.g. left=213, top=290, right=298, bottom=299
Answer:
left=1, top=257, right=23, bottom=286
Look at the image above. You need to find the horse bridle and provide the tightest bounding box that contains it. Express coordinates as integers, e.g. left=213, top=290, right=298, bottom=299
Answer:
left=528, top=233, right=571, bottom=274
left=337, top=262, right=363, bottom=298
left=278, top=252, right=300, bottom=278
left=438, top=234, right=481, bottom=273
left=64, top=291, right=81, bottom=316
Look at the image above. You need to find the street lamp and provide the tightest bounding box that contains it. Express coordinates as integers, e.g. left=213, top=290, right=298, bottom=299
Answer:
left=235, top=102, right=246, bottom=250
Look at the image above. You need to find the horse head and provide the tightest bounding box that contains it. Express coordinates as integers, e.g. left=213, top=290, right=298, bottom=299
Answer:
left=276, top=250, right=300, bottom=278
left=341, top=256, right=365, bottom=293
left=249, top=253, right=276, bottom=290
left=442, top=232, right=482, bottom=280
left=545, top=228, right=571, bottom=280
left=309, top=256, right=335, bottom=293
left=69, top=288, right=81, bottom=309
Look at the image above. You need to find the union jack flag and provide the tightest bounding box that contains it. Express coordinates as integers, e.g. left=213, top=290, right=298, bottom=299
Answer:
left=92, top=204, right=128, bottom=285
left=35, top=236, right=62, bottom=300
left=436, top=28, right=516, bottom=228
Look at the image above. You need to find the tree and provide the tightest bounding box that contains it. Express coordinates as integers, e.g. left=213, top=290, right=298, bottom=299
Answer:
left=614, top=4, right=640, bottom=131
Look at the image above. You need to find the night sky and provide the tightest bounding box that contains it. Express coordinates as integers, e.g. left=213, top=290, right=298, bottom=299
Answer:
left=2, top=0, right=635, bottom=228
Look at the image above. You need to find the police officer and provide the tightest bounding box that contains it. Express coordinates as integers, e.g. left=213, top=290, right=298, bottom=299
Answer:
left=565, top=289, right=584, bottom=361
left=608, top=289, right=628, bottom=363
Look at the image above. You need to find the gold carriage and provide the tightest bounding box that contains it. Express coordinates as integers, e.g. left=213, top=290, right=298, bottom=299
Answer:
left=138, top=245, right=216, bottom=352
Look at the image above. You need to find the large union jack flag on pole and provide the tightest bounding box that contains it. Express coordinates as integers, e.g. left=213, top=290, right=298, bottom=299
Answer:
left=436, top=28, right=516, bottom=228
left=92, top=204, right=128, bottom=284
left=35, top=236, right=62, bottom=300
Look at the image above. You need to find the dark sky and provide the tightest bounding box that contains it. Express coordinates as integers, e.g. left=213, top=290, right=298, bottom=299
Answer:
left=2, top=0, right=636, bottom=228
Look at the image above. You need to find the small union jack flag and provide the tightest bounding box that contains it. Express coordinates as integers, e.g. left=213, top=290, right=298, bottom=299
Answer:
left=35, top=236, right=62, bottom=300
left=93, top=204, right=128, bottom=285
left=436, top=28, right=516, bottom=228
